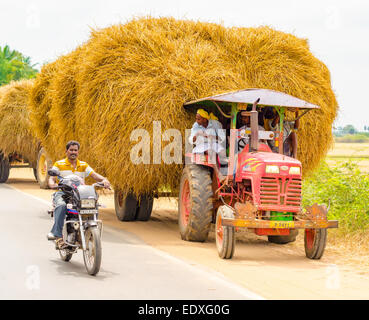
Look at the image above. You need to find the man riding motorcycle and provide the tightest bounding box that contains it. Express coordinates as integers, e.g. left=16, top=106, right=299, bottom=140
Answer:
left=47, top=140, right=111, bottom=249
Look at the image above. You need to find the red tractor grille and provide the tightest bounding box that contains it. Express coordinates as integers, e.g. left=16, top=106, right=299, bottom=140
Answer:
left=260, top=177, right=302, bottom=208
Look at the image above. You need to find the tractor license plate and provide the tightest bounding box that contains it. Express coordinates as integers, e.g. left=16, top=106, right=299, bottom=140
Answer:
left=269, top=221, right=294, bottom=228
left=80, top=209, right=98, bottom=214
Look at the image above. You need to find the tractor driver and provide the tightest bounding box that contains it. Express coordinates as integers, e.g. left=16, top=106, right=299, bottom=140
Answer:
left=264, top=108, right=299, bottom=158
left=238, top=110, right=265, bottom=151
left=189, top=109, right=227, bottom=165
left=47, top=140, right=111, bottom=249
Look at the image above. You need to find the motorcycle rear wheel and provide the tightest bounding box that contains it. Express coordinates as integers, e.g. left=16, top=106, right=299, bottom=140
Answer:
left=83, top=227, right=102, bottom=276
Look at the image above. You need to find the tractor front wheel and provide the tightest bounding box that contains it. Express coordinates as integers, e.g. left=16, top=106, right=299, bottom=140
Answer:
left=304, top=228, right=327, bottom=259
left=215, top=206, right=235, bottom=259
left=178, top=165, right=213, bottom=242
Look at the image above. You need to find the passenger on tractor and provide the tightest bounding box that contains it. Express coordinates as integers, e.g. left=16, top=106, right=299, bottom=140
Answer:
left=264, top=108, right=299, bottom=158
left=237, top=110, right=265, bottom=152
left=189, top=108, right=227, bottom=165
left=209, top=112, right=223, bottom=130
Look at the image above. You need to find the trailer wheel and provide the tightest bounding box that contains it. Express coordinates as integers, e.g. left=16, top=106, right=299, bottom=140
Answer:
left=33, top=168, right=38, bottom=182
left=136, top=194, right=154, bottom=221
left=114, top=189, right=138, bottom=221
left=304, top=228, right=327, bottom=259
left=0, top=156, right=10, bottom=183
left=215, top=206, right=235, bottom=259
left=36, top=148, right=52, bottom=189
left=178, top=165, right=213, bottom=242
left=268, top=229, right=299, bottom=244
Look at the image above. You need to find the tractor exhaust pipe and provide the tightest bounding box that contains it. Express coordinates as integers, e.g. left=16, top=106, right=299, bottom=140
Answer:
left=250, top=98, right=260, bottom=152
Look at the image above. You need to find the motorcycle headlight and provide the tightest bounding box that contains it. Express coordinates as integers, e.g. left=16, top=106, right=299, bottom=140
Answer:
left=289, top=166, right=301, bottom=175
left=265, top=165, right=280, bottom=174
left=81, top=199, right=96, bottom=208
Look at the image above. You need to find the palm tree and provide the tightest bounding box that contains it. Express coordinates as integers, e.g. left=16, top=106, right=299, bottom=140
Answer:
left=0, top=45, right=38, bottom=85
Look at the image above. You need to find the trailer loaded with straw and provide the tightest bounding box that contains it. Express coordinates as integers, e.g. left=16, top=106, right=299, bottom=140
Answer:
left=26, top=17, right=338, bottom=231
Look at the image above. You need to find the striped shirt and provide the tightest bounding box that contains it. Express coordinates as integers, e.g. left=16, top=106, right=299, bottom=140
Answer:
left=52, top=158, right=94, bottom=183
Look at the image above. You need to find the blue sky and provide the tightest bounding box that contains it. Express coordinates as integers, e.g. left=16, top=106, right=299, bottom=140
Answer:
left=1, top=0, right=368, bottom=130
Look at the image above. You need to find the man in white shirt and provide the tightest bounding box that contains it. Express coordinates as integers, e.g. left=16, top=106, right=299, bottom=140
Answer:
left=189, top=109, right=227, bottom=165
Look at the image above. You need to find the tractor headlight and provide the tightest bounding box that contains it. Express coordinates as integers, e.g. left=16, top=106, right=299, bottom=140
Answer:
left=289, top=166, right=301, bottom=175
left=265, top=165, right=280, bottom=174
left=81, top=199, right=96, bottom=209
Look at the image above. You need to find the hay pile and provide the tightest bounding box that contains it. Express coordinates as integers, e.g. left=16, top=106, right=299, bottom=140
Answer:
left=0, top=79, right=39, bottom=167
left=29, top=17, right=338, bottom=195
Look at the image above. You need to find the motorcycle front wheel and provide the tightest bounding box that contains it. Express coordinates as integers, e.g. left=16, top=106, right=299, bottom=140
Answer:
left=59, top=249, right=73, bottom=262
left=83, top=227, right=102, bottom=276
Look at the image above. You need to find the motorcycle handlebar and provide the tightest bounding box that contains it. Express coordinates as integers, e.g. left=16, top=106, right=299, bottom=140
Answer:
left=55, top=176, right=110, bottom=190
left=93, top=182, right=111, bottom=190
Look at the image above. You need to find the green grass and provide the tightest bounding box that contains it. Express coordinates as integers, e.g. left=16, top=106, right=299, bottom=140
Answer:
left=303, top=161, right=369, bottom=234
left=327, top=155, right=369, bottom=159
left=335, top=134, right=369, bottom=143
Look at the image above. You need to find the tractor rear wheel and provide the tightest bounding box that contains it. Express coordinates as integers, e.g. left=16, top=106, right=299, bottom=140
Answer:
left=36, top=148, right=52, bottom=189
left=0, top=155, right=10, bottom=183
left=304, top=228, right=327, bottom=259
left=215, top=206, right=235, bottom=259
left=114, top=190, right=138, bottom=221
left=178, top=165, right=213, bottom=242
left=268, top=229, right=299, bottom=244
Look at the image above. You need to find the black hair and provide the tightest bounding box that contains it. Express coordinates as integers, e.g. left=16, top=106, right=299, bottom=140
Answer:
left=66, top=140, right=80, bottom=151
left=264, top=107, right=276, bottom=120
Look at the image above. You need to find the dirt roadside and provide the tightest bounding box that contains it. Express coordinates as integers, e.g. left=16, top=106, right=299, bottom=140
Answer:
left=7, top=168, right=369, bottom=300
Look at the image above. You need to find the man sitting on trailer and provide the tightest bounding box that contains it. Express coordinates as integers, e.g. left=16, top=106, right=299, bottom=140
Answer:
left=47, top=140, right=111, bottom=249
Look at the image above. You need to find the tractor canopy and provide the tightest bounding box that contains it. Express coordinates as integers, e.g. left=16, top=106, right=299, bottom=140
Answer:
left=184, top=88, right=320, bottom=156
left=183, top=88, right=320, bottom=113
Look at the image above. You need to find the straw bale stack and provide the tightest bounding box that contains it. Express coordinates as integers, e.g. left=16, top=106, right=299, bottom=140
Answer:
left=0, top=79, right=39, bottom=167
left=28, top=17, right=338, bottom=195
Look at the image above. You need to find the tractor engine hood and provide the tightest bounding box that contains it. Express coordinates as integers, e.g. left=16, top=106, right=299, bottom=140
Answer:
left=236, top=151, right=302, bottom=182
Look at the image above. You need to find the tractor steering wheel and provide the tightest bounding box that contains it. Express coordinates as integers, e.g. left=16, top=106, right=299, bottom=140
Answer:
left=238, top=137, right=249, bottom=152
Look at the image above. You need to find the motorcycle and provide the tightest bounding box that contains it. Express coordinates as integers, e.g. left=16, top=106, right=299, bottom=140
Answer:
left=47, top=168, right=104, bottom=276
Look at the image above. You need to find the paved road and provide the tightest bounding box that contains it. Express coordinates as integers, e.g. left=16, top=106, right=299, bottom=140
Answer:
left=0, top=184, right=263, bottom=300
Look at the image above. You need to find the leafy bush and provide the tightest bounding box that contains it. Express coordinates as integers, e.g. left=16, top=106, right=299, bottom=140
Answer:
left=303, top=161, right=369, bottom=233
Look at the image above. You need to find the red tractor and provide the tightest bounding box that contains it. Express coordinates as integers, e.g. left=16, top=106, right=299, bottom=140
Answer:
left=179, top=88, right=338, bottom=260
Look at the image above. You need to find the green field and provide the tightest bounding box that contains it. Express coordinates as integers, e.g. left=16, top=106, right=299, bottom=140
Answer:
left=326, top=143, right=369, bottom=172
left=303, top=142, right=369, bottom=236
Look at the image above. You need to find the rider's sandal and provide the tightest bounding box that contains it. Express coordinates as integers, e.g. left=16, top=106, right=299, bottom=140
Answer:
left=55, top=238, right=68, bottom=250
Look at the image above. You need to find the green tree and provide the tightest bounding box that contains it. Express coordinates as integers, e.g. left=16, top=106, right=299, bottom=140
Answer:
left=342, top=124, right=357, bottom=135
left=0, top=45, right=38, bottom=85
